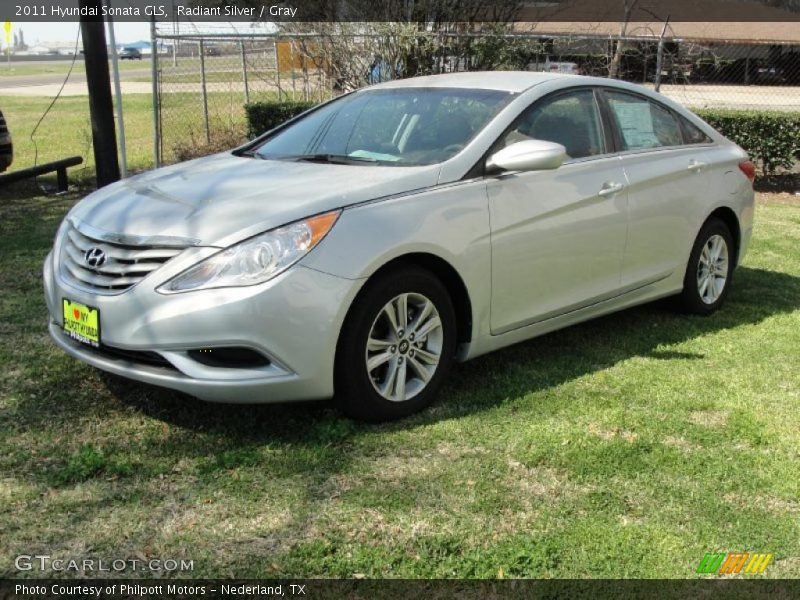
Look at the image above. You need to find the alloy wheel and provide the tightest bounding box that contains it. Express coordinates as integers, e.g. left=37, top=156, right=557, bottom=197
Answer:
left=696, top=234, right=729, bottom=304
left=365, top=292, right=443, bottom=402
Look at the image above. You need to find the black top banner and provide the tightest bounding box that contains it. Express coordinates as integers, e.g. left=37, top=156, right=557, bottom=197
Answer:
left=4, top=0, right=800, bottom=23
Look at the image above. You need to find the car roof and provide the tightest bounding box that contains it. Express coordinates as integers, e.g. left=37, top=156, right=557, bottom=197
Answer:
left=367, top=72, right=698, bottom=112
left=370, top=71, right=581, bottom=93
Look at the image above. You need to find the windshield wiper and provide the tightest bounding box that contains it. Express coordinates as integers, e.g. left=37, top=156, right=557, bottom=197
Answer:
left=286, top=153, right=378, bottom=164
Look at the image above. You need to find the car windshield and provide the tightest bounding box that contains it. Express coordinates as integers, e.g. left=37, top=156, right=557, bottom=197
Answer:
left=253, top=87, right=515, bottom=166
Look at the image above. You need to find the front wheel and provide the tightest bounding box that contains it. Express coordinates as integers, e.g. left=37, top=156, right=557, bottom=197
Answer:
left=335, top=266, right=456, bottom=422
left=677, top=218, right=735, bottom=315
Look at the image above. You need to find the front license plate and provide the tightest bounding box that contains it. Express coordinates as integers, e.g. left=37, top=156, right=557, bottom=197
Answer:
left=62, top=298, right=101, bottom=347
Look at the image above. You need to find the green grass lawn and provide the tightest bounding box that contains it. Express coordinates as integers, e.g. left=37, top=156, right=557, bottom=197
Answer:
left=0, top=94, right=156, bottom=179
left=0, top=61, right=317, bottom=173
left=0, top=90, right=259, bottom=176
left=0, top=186, right=798, bottom=579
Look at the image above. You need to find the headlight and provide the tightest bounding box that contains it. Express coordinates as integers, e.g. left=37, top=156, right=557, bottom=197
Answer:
left=158, top=210, right=340, bottom=293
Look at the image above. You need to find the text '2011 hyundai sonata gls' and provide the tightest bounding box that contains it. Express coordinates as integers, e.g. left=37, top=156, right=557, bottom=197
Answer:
left=44, top=72, right=755, bottom=421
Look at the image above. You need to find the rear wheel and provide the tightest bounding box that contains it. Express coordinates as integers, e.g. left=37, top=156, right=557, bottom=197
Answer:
left=677, top=218, right=735, bottom=315
left=335, top=266, right=456, bottom=422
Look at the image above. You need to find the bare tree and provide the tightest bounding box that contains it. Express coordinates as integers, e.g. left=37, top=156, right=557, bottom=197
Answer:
left=757, top=0, right=800, bottom=10
left=276, top=0, right=528, bottom=91
left=608, top=0, right=639, bottom=78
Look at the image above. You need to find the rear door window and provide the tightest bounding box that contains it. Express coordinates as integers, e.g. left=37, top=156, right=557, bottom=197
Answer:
left=604, top=91, right=684, bottom=151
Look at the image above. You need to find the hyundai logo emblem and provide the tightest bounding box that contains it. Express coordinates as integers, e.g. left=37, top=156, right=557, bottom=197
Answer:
left=84, top=247, right=107, bottom=268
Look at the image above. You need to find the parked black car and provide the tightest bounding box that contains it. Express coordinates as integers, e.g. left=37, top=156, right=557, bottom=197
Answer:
left=0, top=109, right=12, bottom=173
left=119, top=47, right=143, bottom=60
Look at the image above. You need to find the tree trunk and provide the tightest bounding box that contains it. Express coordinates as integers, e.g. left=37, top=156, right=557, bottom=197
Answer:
left=609, top=0, right=637, bottom=79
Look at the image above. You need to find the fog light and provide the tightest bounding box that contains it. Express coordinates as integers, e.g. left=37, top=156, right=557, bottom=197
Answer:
left=187, top=347, right=270, bottom=368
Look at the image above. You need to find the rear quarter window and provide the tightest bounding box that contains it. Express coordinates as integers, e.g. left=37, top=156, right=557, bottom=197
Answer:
left=680, top=116, right=713, bottom=144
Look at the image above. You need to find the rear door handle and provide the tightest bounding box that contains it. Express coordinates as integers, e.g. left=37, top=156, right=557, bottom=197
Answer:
left=688, top=159, right=707, bottom=171
left=598, top=182, right=625, bottom=197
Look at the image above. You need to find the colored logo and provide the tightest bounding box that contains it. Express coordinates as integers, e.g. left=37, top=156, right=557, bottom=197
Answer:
left=697, top=552, right=773, bottom=575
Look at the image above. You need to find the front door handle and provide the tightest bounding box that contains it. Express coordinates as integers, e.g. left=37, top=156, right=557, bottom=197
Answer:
left=598, top=182, right=625, bottom=197
left=688, top=159, right=707, bottom=171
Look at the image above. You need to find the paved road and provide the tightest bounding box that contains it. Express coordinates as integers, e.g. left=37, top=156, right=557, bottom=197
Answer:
left=0, top=81, right=155, bottom=96
left=648, top=83, right=800, bottom=112
left=0, top=68, right=152, bottom=89
left=1, top=70, right=798, bottom=112
left=0, top=80, right=281, bottom=97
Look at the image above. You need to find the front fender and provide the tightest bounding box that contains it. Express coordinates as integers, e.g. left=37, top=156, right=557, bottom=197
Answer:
left=301, top=179, right=492, bottom=343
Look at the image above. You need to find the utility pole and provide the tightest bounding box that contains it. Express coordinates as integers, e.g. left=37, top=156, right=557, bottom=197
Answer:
left=150, top=14, right=160, bottom=168
left=80, top=0, right=120, bottom=187
left=105, top=4, right=128, bottom=177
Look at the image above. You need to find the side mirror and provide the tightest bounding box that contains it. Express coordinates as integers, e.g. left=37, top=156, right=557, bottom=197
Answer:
left=486, top=140, right=566, bottom=173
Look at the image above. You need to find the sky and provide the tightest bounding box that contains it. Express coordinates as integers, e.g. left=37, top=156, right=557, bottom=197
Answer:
left=7, top=21, right=273, bottom=47
left=13, top=22, right=151, bottom=46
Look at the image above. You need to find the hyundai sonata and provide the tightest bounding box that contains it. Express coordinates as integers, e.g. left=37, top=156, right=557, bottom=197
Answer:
left=44, top=72, right=755, bottom=421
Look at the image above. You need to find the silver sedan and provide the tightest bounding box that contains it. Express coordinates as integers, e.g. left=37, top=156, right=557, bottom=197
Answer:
left=43, top=72, right=755, bottom=421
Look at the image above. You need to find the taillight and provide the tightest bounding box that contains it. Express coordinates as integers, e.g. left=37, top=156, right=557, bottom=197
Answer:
left=738, top=160, right=756, bottom=183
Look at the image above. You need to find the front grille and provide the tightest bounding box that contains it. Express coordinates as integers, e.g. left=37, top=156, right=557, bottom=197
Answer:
left=60, top=222, right=186, bottom=294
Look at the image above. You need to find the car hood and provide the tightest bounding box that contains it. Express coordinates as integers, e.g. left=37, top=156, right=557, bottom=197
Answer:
left=69, top=152, right=441, bottom=247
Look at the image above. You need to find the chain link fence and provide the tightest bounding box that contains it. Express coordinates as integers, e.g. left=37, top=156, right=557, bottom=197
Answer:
left=153, top=30, right=331, bottom=164
left=528, top=35, right=800, bottom=111
left=152, top=26, right=800, bottom=165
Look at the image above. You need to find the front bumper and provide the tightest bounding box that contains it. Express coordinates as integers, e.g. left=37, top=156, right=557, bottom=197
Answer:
left=44, top=250, right=363, bottom=403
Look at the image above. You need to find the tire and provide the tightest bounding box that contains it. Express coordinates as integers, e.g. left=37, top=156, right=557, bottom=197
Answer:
left=335, top=266, right=457, bottom=422
left=677, top=218, right=735, bottom=315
